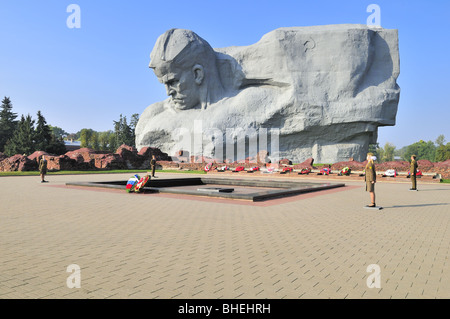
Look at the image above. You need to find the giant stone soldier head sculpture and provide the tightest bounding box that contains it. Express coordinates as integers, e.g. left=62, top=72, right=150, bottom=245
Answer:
left=148, top=29, right=226, bottom=110
left=136, top=25, right=400, bottom=163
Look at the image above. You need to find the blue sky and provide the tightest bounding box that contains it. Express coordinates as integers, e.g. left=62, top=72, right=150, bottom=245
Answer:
left=0, top=0, right=449, bottom=149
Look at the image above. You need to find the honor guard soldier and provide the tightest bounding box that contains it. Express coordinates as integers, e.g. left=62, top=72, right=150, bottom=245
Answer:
left=365, top=153, right=377, bottom=207
left=410, top=155, right=418, bottom=190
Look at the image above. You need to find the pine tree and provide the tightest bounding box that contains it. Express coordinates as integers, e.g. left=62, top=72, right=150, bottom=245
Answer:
left=46, top=134, right=67, bottom=155
left=113, top=114, right=134, bottom=148
left=113, top=116, right=122, bottom=148
left=123, top=116, right=134, bottom=147
left=34, top=110, right=53, bottom=152
left=130, top=113, right=139, bottom=147
left=46, top=125, right=69, bottom=155
left=0, top=97, right=18, bottom=152
left=4, top=114, right=35, bottom=156
left=130, top=113, right=139, bottom=130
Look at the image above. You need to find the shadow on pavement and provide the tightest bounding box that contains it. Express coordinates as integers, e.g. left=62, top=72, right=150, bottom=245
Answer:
left=384, top=203, right=449, bottom=209
left=410, top=189, right=450, bottom=191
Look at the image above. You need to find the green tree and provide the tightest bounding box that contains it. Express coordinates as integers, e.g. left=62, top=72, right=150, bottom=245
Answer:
left=73, top=131, right=81, bottom=140
left=79, top=129, right=103, bottom=150
left=0, top=97, right=18, bottom=152
left=374, top=142, right=396, bottom=162
left=382, top=142, right=396, bottom=162
left=369, top=143, right=380, bottom=161
left=130, top=113, right=139, bottom=131
left=49, top=125, right=68, bottom=139
left=79, top=128, right=95, bottom=148
left=395, top=146, right=407, bottom=160
left=108, top=131, right=118, bottom=152
left=130, top=113, right=140, bottom=147
left=46, top=134, right=67, bottom=155
left=65, top=133, right=78, bottom=142
left=435, top=134, right=446, bottom=147
left=435, top=142, right=450, bottom=162
left=34, top=111, right=53, bottom=152
left=402, top=140, right=436, bottom=162
left=91, top=131, right=100, bottom=150
left=98, top=130, right=115, bottom=151
left=375, top=145, right=384, bottom=162
left=4, top=114, right=35, bottom=156
left=66, top=130, right=81, bottom=141
left=113, top=114, right=134, bottom=148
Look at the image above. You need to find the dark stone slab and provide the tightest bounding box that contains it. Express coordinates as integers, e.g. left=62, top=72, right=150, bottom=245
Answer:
left=66, top=177, right=345, bottom=202
left=197, top=187, right=235, bottom=193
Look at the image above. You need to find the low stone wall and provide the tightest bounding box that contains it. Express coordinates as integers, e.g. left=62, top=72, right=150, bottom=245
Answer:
left=1, top=147, right=449, bottom=179
left=0, top=154, right=37, bottom=172
left=0, top=145, right=171, bottom=172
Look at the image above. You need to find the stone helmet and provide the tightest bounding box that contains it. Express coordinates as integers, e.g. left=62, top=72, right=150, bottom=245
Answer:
left=149, top=29, right=216, bottom=71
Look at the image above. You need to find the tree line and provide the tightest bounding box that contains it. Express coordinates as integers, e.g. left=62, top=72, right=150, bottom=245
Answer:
left=0, top=96, right=140, bottom=156
left=3, top=96, right=448, bottom=161
left=371, top=134, right=450, bottom=163
left=0, top=97, right=66, bottom=156
left=76, top=113, right=140, bottom=152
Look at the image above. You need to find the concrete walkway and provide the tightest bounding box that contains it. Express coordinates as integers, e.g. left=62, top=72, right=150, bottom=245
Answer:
left=0, top=172, right=449, bottom=299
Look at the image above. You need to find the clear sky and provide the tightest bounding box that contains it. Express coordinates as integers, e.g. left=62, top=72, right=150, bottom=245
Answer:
left=1, top=0, right=449, bottom=149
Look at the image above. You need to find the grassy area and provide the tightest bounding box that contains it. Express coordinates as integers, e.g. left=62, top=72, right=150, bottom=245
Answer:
left=441, top=179, right=450, bottom=183
left=0, top=169, right=206, bottom=177
left=311, top=163, right=332, bottom=167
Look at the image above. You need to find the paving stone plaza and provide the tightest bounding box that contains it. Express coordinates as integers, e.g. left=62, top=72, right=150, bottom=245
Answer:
left=0, top=173, right=448, bottom=299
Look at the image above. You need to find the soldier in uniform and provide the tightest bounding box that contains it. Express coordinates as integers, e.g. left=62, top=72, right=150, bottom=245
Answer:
left=410, top=155, right=418, bottom=190
left=150, top=155, right=157, bottom=178
left=364, top=152, right=377, bottom=207
left=39, top=155, right=48, bottom=183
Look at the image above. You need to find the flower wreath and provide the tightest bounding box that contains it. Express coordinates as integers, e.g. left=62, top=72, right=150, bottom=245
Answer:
left=126, top=174, right=140, bottom=193
left=134, top=174, right=150, bottom=193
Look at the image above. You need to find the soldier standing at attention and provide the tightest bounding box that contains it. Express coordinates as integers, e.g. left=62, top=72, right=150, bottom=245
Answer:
left=365, top=153, right=377, bottom=207
left=410, top=155, right=418, bottom=190
left=150, top=155, right=157, bottom=178
left=39, top=155, right=48, bottom=183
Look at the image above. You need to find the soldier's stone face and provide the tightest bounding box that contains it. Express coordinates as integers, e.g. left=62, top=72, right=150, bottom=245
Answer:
left=154, top=63, right=201, bottom=110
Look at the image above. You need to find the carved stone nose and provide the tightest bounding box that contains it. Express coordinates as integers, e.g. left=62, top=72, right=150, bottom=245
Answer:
left=166, top=86, right=175, bottom=96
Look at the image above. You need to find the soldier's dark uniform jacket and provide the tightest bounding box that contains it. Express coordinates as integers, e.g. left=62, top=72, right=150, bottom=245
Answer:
left=39, top=159, right=47, bottom=174
left=365, top=162, right=376, bottom=192
left=410, top=159, right=418, bottom=189
left=150, top=158, right=156, bottom=177
left=410, top=159, right=418, bottom=175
